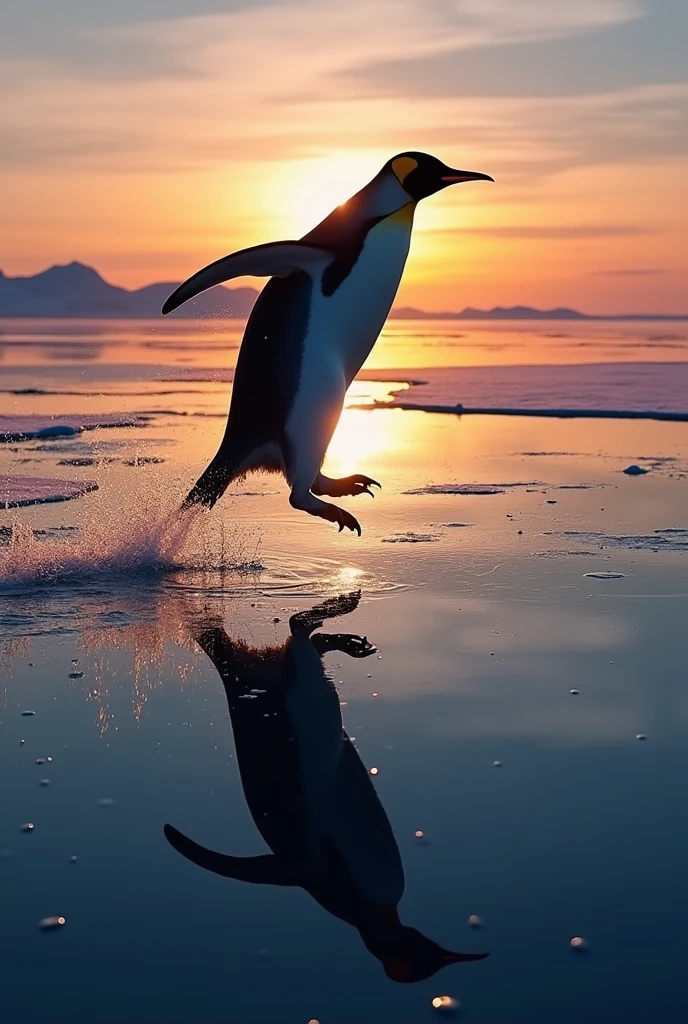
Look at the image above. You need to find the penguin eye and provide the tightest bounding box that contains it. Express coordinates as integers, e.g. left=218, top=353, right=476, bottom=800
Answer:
left=391, top=156, right=418, bottom=185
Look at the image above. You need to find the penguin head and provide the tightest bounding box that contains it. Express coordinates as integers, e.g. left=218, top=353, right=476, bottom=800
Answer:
left=387, top=151, right=493, bottom=202
left=372, top=925, right=488, bottom=983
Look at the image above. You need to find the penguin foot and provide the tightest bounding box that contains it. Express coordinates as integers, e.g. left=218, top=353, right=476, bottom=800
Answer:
left=311, top=632, right=377, bottom=657
left=319, top=502, right=362, bottom=535
left=289, top=491, right=362, bottom=534
left=289, top=591, right=362, bottom=634
left=312, top=473, right=381, bottom=499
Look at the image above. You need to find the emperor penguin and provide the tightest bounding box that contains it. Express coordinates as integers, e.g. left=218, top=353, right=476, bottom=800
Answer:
left=162, top=152, right=493, bottom=534
left=164, top=592, right=488, bottom=981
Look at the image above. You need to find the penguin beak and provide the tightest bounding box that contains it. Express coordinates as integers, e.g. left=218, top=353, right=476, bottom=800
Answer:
left=441, top=169, right=494, bottom=184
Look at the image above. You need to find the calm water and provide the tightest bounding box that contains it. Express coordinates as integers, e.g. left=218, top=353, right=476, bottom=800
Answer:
left=1, top=319, right=688, bottom=1022
left=1, top=315, right=687, bottom=371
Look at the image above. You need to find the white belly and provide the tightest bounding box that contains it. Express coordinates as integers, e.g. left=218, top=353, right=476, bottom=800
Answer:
left=308, top=213, right=413, bottom=383
left=285, top=212, right=413, bottom=458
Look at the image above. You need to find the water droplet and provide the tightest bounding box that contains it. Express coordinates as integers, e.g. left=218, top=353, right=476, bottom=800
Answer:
left=414, top=830, right=424, bottom=839
left=369, top=767, right=379, bottom=776
left=39, top=916, right=66, bottom=931
left=19, top=739, right=25, bottom=745
left=517, top=530, right=523, bottom=535
left=20, top=822, right=35, bottom=832
left=493, top=760, right=502, bottom=767
left=39, top=778, right=50, bottom=787
left=636, top=733, right=647, bottom=741
left=468, top=914, right=483, bottom=928
left=21, top=710, right=36, bottom=717
left=570, top=936, right=586, bottom=950
left=366, top=673, right=372, bottom=678
left=68, top=670, right=84, bottom=679
left=71, top=659, right=79, bottom=665
left=273, top=617, right=280, bottom=623
left=570, top=689, right=580, bottom=695
left=35, top=758, right=46, bottom=764
left=432, top=995, right=460, bottom=1014
left=70, top=856, right=78, bottom=864
left=372, top=692, right=378, bottom=698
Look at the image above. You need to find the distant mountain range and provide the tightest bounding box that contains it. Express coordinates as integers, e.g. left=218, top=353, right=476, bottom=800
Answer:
left=0, top=262, right=257, bottom=319
left=0, top=262, right=685, bottom=320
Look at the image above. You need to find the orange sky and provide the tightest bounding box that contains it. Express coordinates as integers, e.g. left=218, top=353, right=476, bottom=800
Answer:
left=1, top=0, right=687, bottom=313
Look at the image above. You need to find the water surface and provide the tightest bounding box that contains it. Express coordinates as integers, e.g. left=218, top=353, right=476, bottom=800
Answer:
left=1, top=319, right=687, bottom=1022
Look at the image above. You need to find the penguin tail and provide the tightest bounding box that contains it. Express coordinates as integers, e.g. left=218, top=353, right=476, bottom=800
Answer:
left=182, top=452, right=239, bottom=511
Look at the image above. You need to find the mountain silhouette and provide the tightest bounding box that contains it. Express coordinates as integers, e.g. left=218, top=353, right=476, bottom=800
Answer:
left=0, top=262, right=683, bottom=320
left=391, top=304, right=586, bottom=320
left=0, top=262, right=258, bottom=318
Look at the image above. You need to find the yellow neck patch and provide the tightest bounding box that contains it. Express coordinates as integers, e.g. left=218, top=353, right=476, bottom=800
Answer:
left=391, top=156, right=418, bottom=184
left=385, top=202, right=416, bottom=226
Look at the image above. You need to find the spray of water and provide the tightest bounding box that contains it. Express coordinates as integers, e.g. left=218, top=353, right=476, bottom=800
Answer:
left=0, top=497, right=204, bottom=590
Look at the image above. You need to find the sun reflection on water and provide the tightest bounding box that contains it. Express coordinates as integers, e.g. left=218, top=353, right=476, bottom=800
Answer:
left=324, top=405, right=401, bottom=478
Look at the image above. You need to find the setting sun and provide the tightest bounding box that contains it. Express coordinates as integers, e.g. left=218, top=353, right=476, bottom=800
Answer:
left=277, top=151, right=389, bottom=232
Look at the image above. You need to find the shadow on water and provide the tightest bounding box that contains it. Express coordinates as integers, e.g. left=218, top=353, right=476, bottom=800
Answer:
left=164, top=591, right=488, bottom=982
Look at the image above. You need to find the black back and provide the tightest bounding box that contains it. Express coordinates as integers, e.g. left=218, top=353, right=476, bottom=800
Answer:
left=221, top=270, right=313, bottom=455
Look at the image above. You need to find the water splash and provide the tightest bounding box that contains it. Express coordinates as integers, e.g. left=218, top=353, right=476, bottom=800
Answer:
left=0, top=498, right=203, bottom=591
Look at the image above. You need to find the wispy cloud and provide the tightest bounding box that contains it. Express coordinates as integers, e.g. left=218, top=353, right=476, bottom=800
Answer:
left=592, top=267, right=669, bottom=275
left=0, top=0, right=647, bottom=169
left=431, top=224, right=654, bottom=239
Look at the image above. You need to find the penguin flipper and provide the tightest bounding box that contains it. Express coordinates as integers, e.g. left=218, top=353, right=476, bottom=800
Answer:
left=161, top=240, right=333, bottom=314
left=163, top=824, right=311, bottom=886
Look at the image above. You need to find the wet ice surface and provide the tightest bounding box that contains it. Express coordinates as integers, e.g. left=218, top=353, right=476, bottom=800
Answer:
left=359, top=362, right=688, bottom=419
left=0, top=476, right=99, bottom=508
left=0, top=414, right=144, bottom=441
left=550, top=529, right=688, bottom=553
left=1, top=319, right=688, bottom=1024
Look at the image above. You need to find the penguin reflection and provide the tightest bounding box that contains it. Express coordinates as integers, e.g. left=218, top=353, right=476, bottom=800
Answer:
left=165, top=592, right=487, bottom=982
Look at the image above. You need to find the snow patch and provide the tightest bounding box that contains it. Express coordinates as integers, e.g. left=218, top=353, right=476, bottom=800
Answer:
left=1, top=414, right=145, bottom=443
left=0, top=475, right=98, bottom=508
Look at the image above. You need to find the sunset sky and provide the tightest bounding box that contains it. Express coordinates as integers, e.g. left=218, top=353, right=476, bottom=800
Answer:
left=1, top=0, right=687, bottom=313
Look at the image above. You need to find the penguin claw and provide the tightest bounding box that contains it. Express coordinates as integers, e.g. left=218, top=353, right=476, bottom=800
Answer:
left=313, top=474, right=382, bottom=499
left=324, top=503, right=361, bottom=536
left=352, top=474, right=381, bottom=494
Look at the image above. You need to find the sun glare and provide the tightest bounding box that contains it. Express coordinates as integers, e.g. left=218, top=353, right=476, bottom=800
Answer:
left=279, top=151, right=387, bottom=232
left=323, top=406, right=399, bottom=478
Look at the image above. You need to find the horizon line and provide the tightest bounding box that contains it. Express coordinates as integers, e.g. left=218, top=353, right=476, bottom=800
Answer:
left=1, top=259, right=686, bottom=321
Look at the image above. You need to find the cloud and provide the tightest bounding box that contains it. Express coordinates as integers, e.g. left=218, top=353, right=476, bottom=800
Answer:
left=337, top=0, right=686, bottom=100
left=433, top=224, right=655, bottom=239
left=591, top=267, right=669, bottom=275
left=0, top=0, right=680, bottom=183
left=1, top=0, right=645, bottom=82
